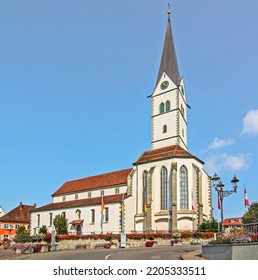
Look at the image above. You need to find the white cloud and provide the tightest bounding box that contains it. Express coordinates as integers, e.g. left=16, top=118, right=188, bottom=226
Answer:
left=241, top=109, right=258, bottom=135
left=204, top=153, right=250, bottom=175
left=207, top=137, right=235, bottom=150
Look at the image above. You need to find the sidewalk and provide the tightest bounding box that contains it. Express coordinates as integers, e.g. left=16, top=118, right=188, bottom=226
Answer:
left=0, top=249, right=16, bottom=260
left=181, top=248, right=206, bottom=260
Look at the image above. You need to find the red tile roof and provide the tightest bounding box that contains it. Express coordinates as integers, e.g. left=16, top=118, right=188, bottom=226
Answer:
left=0, top=203, right=36, bottom=223
left=134, top=144, right=203, bottom=164
left=31, top=194, right=128, bottom=212
left=223, top=217, right=243, bottom=226
left=53, top=168, right=132, bottom=196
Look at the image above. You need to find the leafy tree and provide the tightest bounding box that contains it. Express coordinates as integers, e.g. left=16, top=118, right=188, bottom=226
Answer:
left=242, top=202, right=258, bottom=224
left=38, top=225, right=48, bottom=235
left=53, top=214, right=68, bottom=234
left=16, top=225, right=29, bottom=235
left=199, top=218, right=220, bottom=232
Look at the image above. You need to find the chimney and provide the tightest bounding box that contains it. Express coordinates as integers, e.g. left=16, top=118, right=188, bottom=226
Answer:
left=20, top=202, right=23, bottom=210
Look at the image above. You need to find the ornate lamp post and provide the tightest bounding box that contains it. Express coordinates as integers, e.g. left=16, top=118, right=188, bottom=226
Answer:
left=212, top=173, right=239, bottom=238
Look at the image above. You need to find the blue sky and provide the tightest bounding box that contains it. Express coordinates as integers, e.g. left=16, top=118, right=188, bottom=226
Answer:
left=0, top=0, right=257, bottom=221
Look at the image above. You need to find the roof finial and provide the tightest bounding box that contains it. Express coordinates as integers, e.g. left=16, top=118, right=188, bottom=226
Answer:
left=168, top=3, right=171, bottom=15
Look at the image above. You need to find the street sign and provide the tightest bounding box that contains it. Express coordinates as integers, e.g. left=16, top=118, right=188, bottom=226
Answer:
left=120, top=232, right=126, bottom=248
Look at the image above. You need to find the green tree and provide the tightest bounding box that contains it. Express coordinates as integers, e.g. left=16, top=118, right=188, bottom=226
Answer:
left=53, top=214, right=68, bottom=234
left=199, top=218, right=219, bottom=232
left=38, top=225, right=48, bottom=235
left=242, top=202, right=258, bottom=224
left=16, top=225, right=29, bottom=235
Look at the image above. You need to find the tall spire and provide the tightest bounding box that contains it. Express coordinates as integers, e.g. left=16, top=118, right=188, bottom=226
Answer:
left=156, top=8, right=180, bottom=86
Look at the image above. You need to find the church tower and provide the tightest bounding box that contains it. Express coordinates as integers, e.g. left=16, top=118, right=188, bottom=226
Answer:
left=151, top=9, right=188, bottom=150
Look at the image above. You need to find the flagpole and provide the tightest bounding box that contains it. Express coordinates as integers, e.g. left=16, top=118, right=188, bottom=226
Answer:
left=217, top=206, right=220, bottom=232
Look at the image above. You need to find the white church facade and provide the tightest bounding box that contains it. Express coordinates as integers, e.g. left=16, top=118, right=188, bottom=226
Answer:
left=30, top=11, right=212, bottom=235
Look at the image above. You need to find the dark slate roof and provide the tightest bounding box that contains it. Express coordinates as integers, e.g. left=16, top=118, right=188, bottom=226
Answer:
left=134, top=144, right=204, bottom=165
left=156, top=13, right=181, bottom=86
left=0, top=203, right=36, bottom=223
left=52, top=168, right=132, bottom=196
left=31, top=194, right=128, bottom=212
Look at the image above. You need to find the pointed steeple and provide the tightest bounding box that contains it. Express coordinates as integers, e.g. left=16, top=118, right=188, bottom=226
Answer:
left=156, top=9, right=180, bottom=86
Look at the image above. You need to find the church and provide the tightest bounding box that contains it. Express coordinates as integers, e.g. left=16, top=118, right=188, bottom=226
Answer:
left=30, top=10, right=212, bottom=235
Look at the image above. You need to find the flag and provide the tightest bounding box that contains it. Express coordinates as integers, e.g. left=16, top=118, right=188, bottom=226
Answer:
left=218, top=192, right=221, bottom=210
left=100, top=195, right=105, bottom=228
left=244, top=187, right=250, bottom=207
left=144, top=197, right=147, bottom=213
left=101, top=195, right=105, bottom=214
left=191, top=188, right=195, bottom=211
left=167, top=189, right=171, bottom=211
left=121, top=193, right=125, bottom=214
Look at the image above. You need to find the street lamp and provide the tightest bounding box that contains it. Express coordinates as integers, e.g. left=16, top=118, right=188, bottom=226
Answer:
left=212, top=173, right=239, bottom=238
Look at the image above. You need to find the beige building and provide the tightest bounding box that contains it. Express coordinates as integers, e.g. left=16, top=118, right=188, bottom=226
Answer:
left=30, top=10, right=212, bottom=235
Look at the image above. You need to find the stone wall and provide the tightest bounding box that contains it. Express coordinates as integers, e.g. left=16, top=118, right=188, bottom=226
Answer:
left=202, top=243, right=258, bottom=260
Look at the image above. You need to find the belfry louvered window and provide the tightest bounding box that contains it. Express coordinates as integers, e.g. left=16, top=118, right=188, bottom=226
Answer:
left=160, top=102, right=165, bottom=114
left=166, top=100, right=170, bottom=111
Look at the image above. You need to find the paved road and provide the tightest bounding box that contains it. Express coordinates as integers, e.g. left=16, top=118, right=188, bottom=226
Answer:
left=8, top=245, right=201, bottom=260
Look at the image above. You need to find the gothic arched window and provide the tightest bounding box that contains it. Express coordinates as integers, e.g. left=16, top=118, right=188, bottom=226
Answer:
left=160, top=102, right=165, bottom=114
left=76, top=209, right=81, bottom=219
left=180, top=165, right=188, bottom=209
left=143, top=171, right=148, bottom=212
left=166, top=100, right=170, bottom=112
left=160, top=166, right=168, bottom=210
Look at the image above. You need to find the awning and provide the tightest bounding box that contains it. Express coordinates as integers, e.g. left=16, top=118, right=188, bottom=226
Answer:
left=69, top=219, right=84, bottom=225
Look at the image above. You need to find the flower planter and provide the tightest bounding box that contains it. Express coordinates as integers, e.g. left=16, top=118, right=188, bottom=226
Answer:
left=145, top=241, right=158, bottom=247
left=40, top=245, right=49, bottom=252
left=170, top=240, right=182, bottom=246
left=15, top=247, right=34, bottom=254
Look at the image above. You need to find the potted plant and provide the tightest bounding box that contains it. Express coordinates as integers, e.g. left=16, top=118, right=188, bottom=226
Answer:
left=171, top=233, right=182, bottom=246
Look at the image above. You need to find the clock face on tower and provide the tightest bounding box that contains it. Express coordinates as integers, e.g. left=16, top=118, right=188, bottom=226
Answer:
left=160, top=80, right=169, bottom=90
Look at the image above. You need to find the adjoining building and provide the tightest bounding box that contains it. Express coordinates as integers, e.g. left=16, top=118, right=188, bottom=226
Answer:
left=0, top=206, right=5, bottom=218
left=0, top=202, right=36, bottom=242
left=30, top=9, right=212, bottom=235
left=223, top=217, right=243, bottom=233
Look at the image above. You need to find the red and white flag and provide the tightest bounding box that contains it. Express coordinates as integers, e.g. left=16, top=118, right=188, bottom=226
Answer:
left=218, top=192, right=221, bottom=210
left=191, top=189, right=195, bottom=211
left=244, top=187, right=250, bottom=207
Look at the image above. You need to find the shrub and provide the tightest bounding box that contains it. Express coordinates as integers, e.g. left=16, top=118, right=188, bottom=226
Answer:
left=13, top=234, right=32, bottom=243
left=194, top=232, right=202, bottom=239
left=43, top=233, right=52, bottom=243
left=38, top=225, right=48, bottom=235
left=2, top=238, right=11, bottom=249
left=104, top=235, right=113, bottom=242
left=180, top=231, right=194, bottom=239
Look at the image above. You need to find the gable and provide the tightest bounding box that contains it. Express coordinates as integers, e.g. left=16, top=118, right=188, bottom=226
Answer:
left=0, top=203, right=36, bottom=223
left=134, top=144, right=203, bottom=165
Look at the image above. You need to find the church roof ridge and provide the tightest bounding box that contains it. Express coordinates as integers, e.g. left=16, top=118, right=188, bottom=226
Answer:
left=156, top=9, right=180, bottom=86
left=52, top=168, right=133, bottom=196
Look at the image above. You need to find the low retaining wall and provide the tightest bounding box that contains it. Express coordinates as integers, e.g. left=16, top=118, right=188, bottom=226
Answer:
left=202, top=243, right=258, bottom=260
left=57, top=238, right=172, bottom=250
left=57, top=237, right=211, bottom=250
